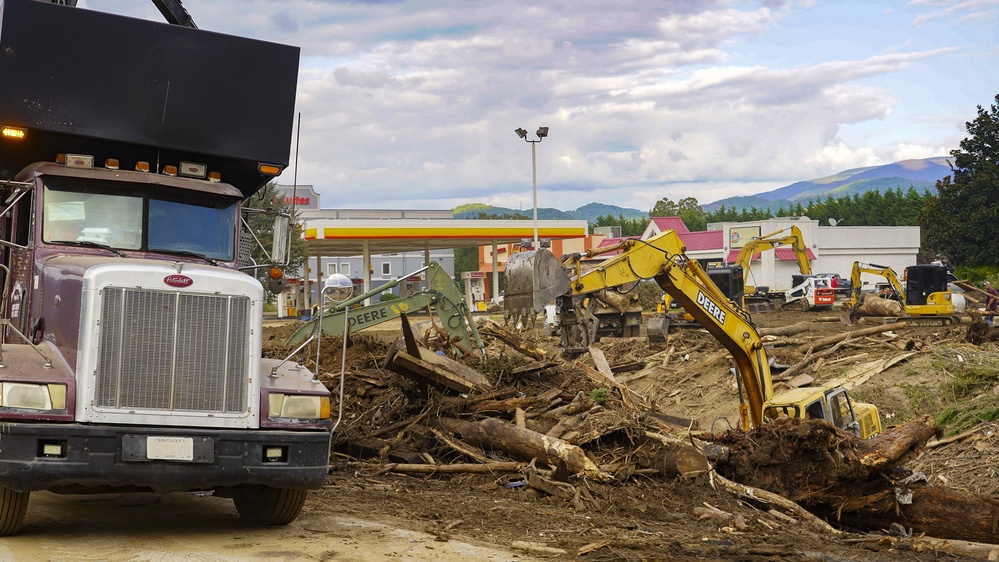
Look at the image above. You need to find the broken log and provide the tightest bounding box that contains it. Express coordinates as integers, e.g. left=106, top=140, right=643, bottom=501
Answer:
left=856, top=294, right=903, bottom=317
left=775, top=339, right=849, bottom=381
left=855, top=415, right=941, bottom=470
left=793, top=321, right=906, bottom=354
left=757, top=321, right=810, bottom=337
left=832, top=485, right=999, bottom=545
left=377, top=461, right=525, bottom=474
left=712, top=416, right=999, bottom=545
left=439, top=416, right=612, bottom=481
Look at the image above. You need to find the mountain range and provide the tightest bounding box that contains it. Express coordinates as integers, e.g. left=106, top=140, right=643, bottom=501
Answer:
left=454, top=157, right=952, bottom=223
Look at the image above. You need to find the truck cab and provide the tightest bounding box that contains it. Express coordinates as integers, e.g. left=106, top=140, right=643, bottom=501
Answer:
left=0, top=0, right=331, bottom=535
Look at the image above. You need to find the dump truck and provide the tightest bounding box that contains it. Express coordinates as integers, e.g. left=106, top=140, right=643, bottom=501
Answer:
left=0, top=0, right=331, bottom=535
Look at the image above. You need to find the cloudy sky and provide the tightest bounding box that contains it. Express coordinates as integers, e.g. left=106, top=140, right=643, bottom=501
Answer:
left=82, top=0, right=997, bottom=213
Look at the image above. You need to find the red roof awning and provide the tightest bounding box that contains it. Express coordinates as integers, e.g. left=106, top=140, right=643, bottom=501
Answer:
left=727, top=247, right=817, bottom=263
left=775, top=248, right=817, bottom=261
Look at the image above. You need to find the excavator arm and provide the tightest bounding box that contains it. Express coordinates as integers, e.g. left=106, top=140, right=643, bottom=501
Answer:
left=565, top=231, right=775, bottom=429
left=286, top=262, right=484, bottom=355
left=846, top=262, right=905, bottom=310
left=733, top=225, right=812, bottom=281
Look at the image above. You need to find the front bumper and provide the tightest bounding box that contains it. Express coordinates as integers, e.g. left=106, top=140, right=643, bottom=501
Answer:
left=0, top=422, right=331, bottom=493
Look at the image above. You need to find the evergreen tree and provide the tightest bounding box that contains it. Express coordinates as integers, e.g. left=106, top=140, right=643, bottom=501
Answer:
left=919, top=94, right=999, bottom=267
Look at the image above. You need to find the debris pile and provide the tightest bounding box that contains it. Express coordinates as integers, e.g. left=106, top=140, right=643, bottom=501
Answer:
left=262, top=311, right=999, bottom=558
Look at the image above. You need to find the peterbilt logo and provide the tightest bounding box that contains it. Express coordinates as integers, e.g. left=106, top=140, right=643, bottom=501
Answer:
left=164, top=275, right=194, bottom=288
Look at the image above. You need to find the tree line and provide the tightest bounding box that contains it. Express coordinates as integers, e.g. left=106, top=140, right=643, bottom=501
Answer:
left=596, top=186, right=937, bottom=238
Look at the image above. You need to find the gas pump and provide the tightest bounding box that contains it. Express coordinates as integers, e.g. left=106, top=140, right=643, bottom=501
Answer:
left=277, top=277, right=303, bottom=317
left=461, top=271, right=487, bottom=311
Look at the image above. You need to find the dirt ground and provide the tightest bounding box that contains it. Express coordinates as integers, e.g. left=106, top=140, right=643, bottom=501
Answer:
left=263, top=303, right=999, bottom=561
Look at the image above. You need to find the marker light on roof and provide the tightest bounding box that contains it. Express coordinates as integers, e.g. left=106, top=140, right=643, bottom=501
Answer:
left=135, top=161, right=150, bottom=173
left=105, top=158, right=119, bottom=170
left=162, top=165, right=178, bottom=176
left=179, top=161, right=207, bottom=179
left=1, top=126, right=26, bottom=140
left=65, top=154, right=94, bottom=169
left=258, top=163, right=281, bottom=176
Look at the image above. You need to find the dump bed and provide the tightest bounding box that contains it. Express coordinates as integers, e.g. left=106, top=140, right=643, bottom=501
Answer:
left=0, top=0, right=299, bottom=196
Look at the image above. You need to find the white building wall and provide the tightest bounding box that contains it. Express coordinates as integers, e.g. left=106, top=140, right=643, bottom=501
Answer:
left=815, top=226, right=921, bottom=281
left=705, top=217, right=920, bottom=292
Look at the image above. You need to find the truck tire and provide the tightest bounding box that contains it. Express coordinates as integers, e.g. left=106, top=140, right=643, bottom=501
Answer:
left=231, top=485, right=308, bottom=526
left=0, top=486, right=29, bottom=536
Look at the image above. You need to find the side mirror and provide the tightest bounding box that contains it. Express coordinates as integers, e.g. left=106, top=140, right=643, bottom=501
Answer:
left=271, top=214, right=289, bottom=264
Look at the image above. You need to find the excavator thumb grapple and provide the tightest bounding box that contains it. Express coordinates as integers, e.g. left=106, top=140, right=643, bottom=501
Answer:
left=503, top=249, right=571, bottom=326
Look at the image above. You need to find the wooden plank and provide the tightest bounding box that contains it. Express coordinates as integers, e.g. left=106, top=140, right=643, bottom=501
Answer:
left=391, top=350, right=492, bottom=393
left=588, top=346, right=616, bottom=379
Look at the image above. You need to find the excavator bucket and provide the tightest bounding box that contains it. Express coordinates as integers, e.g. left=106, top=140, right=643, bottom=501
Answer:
left=503, top=249, right=571, bottom=325
left=646, top=315, right=669, bottom=342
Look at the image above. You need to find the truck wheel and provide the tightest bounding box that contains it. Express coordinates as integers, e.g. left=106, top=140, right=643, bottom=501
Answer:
left=231, top=485, right=307, bottom=526
left=0, top=486, right=29, bottom=536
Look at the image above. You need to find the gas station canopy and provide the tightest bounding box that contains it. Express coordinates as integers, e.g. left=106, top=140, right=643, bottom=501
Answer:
left=300, top=218, right=589, bottom=256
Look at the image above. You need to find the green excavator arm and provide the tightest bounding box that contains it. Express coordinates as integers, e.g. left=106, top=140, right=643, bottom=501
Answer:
left=286, top=262, right=484, bottom=354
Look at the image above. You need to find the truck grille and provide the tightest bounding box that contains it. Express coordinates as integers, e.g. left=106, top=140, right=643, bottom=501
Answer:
left=95, top=287, right=250, bottom=413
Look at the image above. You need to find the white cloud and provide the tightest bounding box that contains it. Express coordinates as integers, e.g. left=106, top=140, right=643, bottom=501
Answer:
left=79, top=0, right=994, bottom=212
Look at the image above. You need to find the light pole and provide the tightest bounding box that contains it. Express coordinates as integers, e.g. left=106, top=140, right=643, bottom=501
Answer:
left=515, top=126, right=548, bottom=249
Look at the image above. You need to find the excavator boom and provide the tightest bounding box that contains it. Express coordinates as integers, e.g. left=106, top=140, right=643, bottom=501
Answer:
left=287, top=262, right=484, bottom=354
left=733, top=225, right=811, bottom=278
left=567, top=233, right=774, bottom=428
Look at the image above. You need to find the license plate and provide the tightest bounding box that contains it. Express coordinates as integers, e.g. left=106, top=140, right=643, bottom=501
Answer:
left=146, top=436, right=194, bottom=461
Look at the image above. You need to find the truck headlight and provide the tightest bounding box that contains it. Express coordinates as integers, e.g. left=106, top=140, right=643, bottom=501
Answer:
left=0, top=383, right=67, bottom=410
left=267, top=393, right=331, bottom=421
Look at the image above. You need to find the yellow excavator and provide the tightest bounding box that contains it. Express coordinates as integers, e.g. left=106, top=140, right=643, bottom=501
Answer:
left=733, top=225, right=812, bottom=300
left=843, top=262, right=964, bottom=326
left=504, top=230, right=882, bottom=436
left=649, top=225, right=813, bottom=337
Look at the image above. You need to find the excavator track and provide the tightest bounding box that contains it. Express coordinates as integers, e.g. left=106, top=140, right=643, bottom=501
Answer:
left=857, top=315, right=964, bottom=326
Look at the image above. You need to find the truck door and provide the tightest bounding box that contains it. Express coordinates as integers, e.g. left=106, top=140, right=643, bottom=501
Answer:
left=826, top=389, right=860, bottom=437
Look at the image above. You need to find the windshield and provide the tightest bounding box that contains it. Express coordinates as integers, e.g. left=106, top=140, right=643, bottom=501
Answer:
left=42, top=177, right=238, bottom=261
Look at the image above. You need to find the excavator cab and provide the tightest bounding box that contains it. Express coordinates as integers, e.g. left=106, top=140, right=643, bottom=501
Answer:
left=904, top=264, right=951, bottom=306
left=706, top=265, right=745, bottom=308
left=763, top=386, right=882, bottom=438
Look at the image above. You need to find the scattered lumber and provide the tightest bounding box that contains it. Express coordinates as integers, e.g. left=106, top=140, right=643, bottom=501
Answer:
left=469, top=387, right=562, bottom=413
left=377, top=461, right=525, bottom=474
left=793, top=321, right=906, bottom=354
left=478, top=320, right=549, bottom=360
left=775, top=339, right=849, bottom=381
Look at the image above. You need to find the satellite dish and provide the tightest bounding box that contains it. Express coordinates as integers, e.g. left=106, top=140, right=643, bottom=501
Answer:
left=828, top=218, right=839, bottom=226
